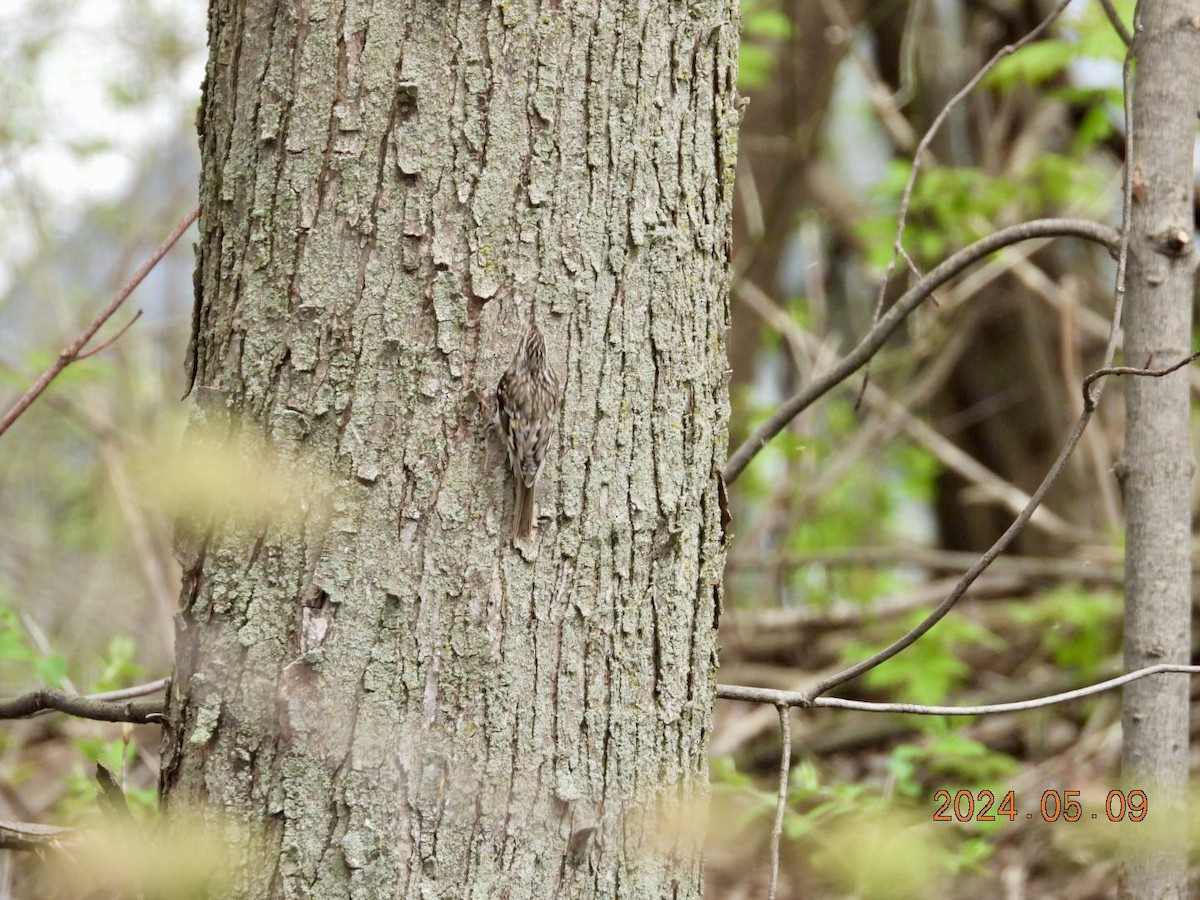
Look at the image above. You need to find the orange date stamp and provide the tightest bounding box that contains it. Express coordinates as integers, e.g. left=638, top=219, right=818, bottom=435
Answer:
left=932, top=788, right=1148, bottom=823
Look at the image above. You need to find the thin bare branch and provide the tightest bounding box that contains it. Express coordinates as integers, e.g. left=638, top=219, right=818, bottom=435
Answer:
left=0, top=203, right=200, bottom=439
left=816, top=0, right=917, bottom=154
left=1083, top=350, right=1200, bottom=411
left=723, top=574, right=1040, bottom=642
left=860, top=379, right=1093, bottom=542
left=716, top=664, right=1200, bottom=713
left=767, top=704, right=791, bottom=900
left=0, top=687, right=165, bottom=724
left=1108, top=47, right=1135, bottom=371
left=75, top=309, right=144, bottom=361
left=723, top=218, right=1119, bottom=484
left=781, top=267, right=1131, bottom=701
left=1096, top=0, right=1133, bottom=47
left=848, top=1, right=1074, bottom=404
left=736, top=155, right=765, bottom=240
left=738, top=273, right=1078, bottom=539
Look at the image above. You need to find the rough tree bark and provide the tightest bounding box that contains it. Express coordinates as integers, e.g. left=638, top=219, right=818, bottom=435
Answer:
left=1117, top=4, right=1198, bottom=898
left=162, top=2, right=739, bottom=897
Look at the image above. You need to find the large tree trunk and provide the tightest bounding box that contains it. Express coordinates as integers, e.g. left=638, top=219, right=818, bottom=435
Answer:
left=1118, top=3, right=1198, bottom=898
left=162, top=2, right=738, bottom=897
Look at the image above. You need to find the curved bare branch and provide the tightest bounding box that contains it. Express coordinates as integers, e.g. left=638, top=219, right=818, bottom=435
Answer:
left=724, top=218, right=1120, bottom=484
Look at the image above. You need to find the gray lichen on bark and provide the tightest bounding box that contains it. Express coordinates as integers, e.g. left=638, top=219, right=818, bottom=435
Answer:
left=165, top=1, right=739, bottom=897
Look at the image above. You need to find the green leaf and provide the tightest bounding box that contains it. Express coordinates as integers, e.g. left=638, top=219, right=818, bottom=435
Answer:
left=984, top=40, right=1075, bottom=91
left=745, top=9, right=791, bottom=40
left=0, top=611, right=35, bottom=665
left=94, top=636, right=145, bottom=693
left=710, top=755, right=753, bottom=790
left=34, top=654, right=68, bottom=689
left=738, top=44, right=777, bottom=91
left=791, top=759, right=820, bottom=792
left=1070, top=103, right=1113, bottom=153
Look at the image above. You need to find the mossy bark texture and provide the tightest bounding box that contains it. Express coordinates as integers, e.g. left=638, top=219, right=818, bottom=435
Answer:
left=162, top=1, right=739, bottom=897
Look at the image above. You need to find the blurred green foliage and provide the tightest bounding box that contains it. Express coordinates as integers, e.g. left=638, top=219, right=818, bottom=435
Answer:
left=983, top=0, right=1131, bottom=94
left=1005, top=586, right=1120, bottom=676
left=710, top=752, right=993, bottom=892
left=61, top=734, right=157, bottom=820
left=0, top=604, right=68, bottom=691
left=93, top=636, right=146, bottom=693
left=739, top=0, right=792, bottom=90
left=735, top=386, right=941, bottom=608
left=889, top=731, right=1018, bottom=804
left=0, top=3, right=200, bottom=859
left=857, top=151, right=1109, bottom=272
left=847, top=614, right=1002, bottom=706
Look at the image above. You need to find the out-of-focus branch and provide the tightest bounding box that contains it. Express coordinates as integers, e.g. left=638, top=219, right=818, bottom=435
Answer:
left=727, top=546, right=1125, bottom=581
left=0, top=203, right=200, bottom=440
left=733, top=206, right=1131, bottom=701
left=0, top=819, right=77, bottom=851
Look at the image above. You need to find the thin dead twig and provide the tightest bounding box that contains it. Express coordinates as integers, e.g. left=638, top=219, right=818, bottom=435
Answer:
left=0, top=203, right=200, bottom=440
left=851, top=0, right=1074, bottom=407
left=717, top=664, right=1200, bottom=713
left=84, top=678, right=170, bottom=703
left=723, top=573, right=1026, bottom=640
left=767, top=705, right=791, bottom=900
left=75, top=309, right=145, bottom=361
left=721, top=65, right=1136, bottom=703
left=727, top=217, right=1132, bottom=702
left=796, top=398, right=1095, bottom=701
left=1082, top=350, right=1200, bottom=412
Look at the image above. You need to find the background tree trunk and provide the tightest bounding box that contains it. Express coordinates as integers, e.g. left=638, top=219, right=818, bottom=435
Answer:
left=1118, top=3, right=1198, bottom=898
left=162, top=2, right=738, bottom=896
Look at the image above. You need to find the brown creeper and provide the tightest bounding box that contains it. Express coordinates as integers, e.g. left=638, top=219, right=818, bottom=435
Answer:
left=495, top=323, right=560, bottom=539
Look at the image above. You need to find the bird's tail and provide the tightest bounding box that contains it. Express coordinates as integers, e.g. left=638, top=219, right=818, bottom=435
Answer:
left=514, top=480, right=535, bottom=539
